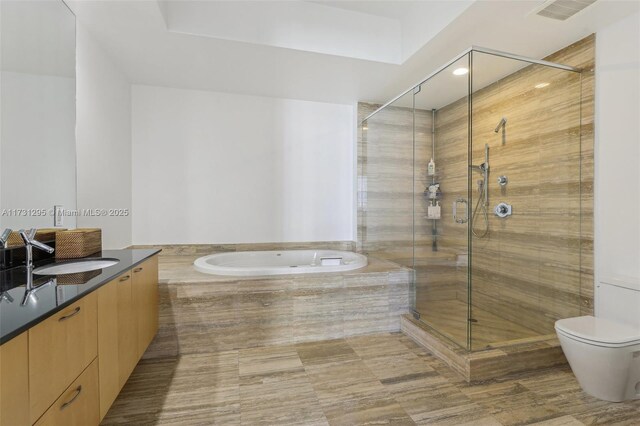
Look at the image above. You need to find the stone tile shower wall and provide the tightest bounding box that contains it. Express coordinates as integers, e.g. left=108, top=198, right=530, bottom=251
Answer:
left=357, top=104, right=435, bottom=267
left=440, top=35, right=594, bottom=337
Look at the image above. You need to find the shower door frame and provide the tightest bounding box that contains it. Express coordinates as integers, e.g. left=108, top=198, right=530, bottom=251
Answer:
left=362, top=46, right=579, bottom=124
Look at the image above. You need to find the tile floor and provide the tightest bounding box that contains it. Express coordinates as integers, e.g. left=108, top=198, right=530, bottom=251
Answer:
left=102, top=333, right=640, bottom=425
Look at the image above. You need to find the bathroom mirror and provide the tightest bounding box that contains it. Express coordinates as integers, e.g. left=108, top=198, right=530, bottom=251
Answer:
left=0, top=0, right=76, bottom=230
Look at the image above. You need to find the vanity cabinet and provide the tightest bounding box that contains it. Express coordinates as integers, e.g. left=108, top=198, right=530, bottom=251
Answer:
left=0, top=332, right=29, bottom=426
left=29, top=293, right=98, bottom=424
left=0, top=253, right=159, bottom=426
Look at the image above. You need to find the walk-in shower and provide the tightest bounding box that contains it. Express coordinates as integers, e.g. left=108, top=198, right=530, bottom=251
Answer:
left=358, top=45, right=589, bottom=353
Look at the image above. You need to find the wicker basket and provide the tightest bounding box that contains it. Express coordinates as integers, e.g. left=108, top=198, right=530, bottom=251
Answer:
left=5, top=228, right=62, bottom=248
left=55, top=228, right=102, bottom=259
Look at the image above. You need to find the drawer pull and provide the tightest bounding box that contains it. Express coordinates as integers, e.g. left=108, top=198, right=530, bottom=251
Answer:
left=133, top=267, right=143, bottom=273
left=119, top=275, right=131, bottom=282
left=60, top=386, right=82, bottom=410
left=58, top=307, right=81, bottom=322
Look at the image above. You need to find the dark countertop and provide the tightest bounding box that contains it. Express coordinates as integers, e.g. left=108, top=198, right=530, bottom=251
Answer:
left=0, top=249, right=161, bottom=345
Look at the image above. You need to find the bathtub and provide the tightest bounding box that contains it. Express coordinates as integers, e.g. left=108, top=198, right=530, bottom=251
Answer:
left=193, top=250, right=368, bottom=276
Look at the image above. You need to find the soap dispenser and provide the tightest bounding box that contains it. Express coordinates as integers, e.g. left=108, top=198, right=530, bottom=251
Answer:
left=427, top=158, right=436, bottom=176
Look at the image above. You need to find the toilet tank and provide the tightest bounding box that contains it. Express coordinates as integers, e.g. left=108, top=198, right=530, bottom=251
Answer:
left=597, top=276, right=640, bottom=328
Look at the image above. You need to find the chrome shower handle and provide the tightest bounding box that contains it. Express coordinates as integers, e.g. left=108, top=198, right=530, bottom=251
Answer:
left=453, top=198, right=468, bottom=224
left=494, top=202, right=512, bottom=218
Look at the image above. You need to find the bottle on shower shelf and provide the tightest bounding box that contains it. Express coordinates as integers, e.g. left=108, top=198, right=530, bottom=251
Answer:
left=427, top=158, right=436, bottom=176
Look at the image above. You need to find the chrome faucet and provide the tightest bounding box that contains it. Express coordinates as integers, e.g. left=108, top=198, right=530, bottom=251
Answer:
left=0, top=291, right=14, bottom=304
left=19, top=229, right=54, bottom=291
left=0, top=228, right=12, bottom=248
left=21, top=277, right=55, bottom=306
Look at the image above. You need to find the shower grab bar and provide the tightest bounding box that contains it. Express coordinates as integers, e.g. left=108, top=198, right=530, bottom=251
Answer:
left=453, top=198, right=468, bottom=224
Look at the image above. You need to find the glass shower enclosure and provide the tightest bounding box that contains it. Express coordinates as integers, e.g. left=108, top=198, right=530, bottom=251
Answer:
left=359, top=47, right=583, bottom=352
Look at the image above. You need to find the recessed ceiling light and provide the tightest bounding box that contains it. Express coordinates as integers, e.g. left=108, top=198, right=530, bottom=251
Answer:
left=535, top=82, right=550, bottom=89
left=453, top=67, right=469, bottom=76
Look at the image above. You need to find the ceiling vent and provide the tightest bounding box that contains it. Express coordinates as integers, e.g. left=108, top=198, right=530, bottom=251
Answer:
left=535, top=0, right=598, bottom=21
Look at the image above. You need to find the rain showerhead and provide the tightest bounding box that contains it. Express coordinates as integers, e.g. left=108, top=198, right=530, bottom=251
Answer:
left=494, top=117, right=507, bottom=133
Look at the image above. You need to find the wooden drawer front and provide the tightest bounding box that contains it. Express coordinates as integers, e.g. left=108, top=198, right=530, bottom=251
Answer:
left=97, top=278, right=119, bottom=420
left=29, top=292, right=98, bottom=423
left=34, top=359, right=99, bottom=426
left=133, top=255, right=159, bottom=358
left=0, top=332, right=29, bottom=426
left=116, top=273, right=137, bottom=389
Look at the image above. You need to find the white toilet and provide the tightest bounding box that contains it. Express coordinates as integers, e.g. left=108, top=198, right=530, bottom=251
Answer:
left=555, top=276, right=640, bottom=402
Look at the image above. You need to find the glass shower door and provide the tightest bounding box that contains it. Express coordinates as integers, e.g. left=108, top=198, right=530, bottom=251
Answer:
left=468, top=51, right=583, bottom=350
left=412, top=53, right=471, bottom=350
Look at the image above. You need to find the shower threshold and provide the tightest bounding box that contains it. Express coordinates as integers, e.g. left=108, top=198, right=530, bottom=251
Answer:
left=401, top=314, right=566, bottom=382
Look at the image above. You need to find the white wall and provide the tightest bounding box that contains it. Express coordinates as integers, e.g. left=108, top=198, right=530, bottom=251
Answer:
left=76, top=24, right=132, bottom=249
left=594, top=12, right=640, bottom=286
left=132, top=85, right=354, bottom=245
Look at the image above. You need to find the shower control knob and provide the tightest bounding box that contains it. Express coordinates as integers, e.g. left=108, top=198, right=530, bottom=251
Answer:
left=497, top=175, right=508, bottom=186
left=494, top=202, right=512, bottom=218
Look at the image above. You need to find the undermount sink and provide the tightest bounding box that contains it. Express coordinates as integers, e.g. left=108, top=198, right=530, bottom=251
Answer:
left=33, top=258, right=120, bottom=275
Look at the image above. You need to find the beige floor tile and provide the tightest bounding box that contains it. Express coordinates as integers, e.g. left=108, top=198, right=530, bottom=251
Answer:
left=238, top=345, right=303, bottom=377
left=363, top=352, right=436, bottom=385
left=393, top=379, right=478, bottom=424
left=305, top=358, right=390, bottom=403
left=527, top=414, right=585, bottom=425
left=239, top=369, right=328, bottom=426
left=102, top=352, right=240, bottom=425
left=462, top=381, right=566, bottom=426
left=156, top=405, right=241, bottom=425
left=414, top=405, right=502, bottom=426
left=323, top=398, right=415, bottom=425
left=346, top=333, right=412, bottom=359
left=296, top=339, right=359, bottom=366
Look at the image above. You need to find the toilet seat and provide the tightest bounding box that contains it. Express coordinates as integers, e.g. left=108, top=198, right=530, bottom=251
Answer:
left=555, top=316, right=640, bottom=348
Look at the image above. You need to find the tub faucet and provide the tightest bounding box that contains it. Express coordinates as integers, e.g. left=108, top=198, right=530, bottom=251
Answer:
left=19, top=229, right=54, bottom=291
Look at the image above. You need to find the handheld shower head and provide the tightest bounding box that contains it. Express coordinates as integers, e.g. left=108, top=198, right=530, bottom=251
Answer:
left=494, top=117, right=507, bottom=133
